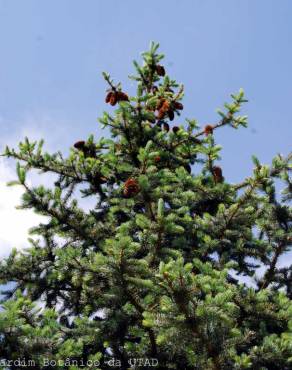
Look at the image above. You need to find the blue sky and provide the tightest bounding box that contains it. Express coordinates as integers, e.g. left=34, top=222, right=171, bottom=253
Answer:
left=0, top=0, right=291, bottom=256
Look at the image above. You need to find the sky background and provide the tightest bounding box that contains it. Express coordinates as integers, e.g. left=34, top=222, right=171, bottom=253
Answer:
left=0, top=0, right=291, bottom=261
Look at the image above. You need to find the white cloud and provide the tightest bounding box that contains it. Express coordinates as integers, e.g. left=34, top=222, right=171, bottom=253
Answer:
left=0, top=112, right=63, bottom=259
left=0, top=158, right=44, bottom=258
left=0, top=111, right=79, bottom=260
left=0, top=111, right=80, bottom=259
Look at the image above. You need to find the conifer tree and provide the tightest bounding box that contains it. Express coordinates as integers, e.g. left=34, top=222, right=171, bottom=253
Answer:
left=0, top=42, right=291, bottom=370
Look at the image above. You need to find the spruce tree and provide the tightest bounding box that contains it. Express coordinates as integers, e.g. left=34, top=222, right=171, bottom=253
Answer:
left=0, top=42, right=291, bottom=370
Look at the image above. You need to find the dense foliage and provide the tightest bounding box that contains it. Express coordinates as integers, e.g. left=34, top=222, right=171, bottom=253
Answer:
left=0, top=43, right=291, bottom=369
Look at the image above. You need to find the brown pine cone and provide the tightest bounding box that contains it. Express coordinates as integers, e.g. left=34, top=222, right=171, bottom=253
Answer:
left=161, top=100, right=170, bottom=112
left=123, top=178, right=140, bottom=198
left=156, top=65, right=165, bottom=76
left=204, top=124, right=214, bottom=136
left=117, top=91, right=129, bottom=102
left=109, top=92, right=118, bottom=106
left=157, top=100, right=171, bottom=120
left=74, top=141, right=97, bottom=158
left=105, top=91, right=113, bottom=103
left=168, top=109, right=174, bottom=121
left=73, top=141, right=86, bottom=150
left=156, top=98, right=166, bottom=111
left=174, top=102, right=183, bottom=110
left=157, top=110, right=166, bottom=120
left=212, top=166, right=223, bottom=183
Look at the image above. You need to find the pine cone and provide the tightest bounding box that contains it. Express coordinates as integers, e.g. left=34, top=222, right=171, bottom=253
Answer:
left=156, top=98, right=166, bottom=111
left=157, top=100, right=170, bottom=120
left=106, top=90, right=129, bottom=106
left=123, top=178, right=140, bottom=198
left=117, top=91, right=129, bottom=102
left=74, top=141, right=97, bottom=158
left=161, top=100, right=170, bottom=112
left=204, top=124, right=214, bottom=136
left=212, top=166, right=223, bottom=183
left=174, top=102, right=183, bottom=110
left=73, top=141, right=86, bottom=150
left=156, top=65, right=165, bottom=76
left=168, top=109, right=174, bottom=121
left=105, top=91, right=113, bottom=103
left=157, top=109, right=166, bottom=120
left=109, top=92, right=118, bottom=106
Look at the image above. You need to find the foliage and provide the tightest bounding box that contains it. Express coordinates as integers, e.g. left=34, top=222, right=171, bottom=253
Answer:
left=0, top=42, right=291, bottom=369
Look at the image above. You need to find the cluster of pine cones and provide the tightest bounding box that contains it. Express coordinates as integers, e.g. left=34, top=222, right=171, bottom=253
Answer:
left=72, top=64, right=223, bottom=199
left=156, top=98, right=183, bottom=121
left=105, top=90, right=129, bottom=106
